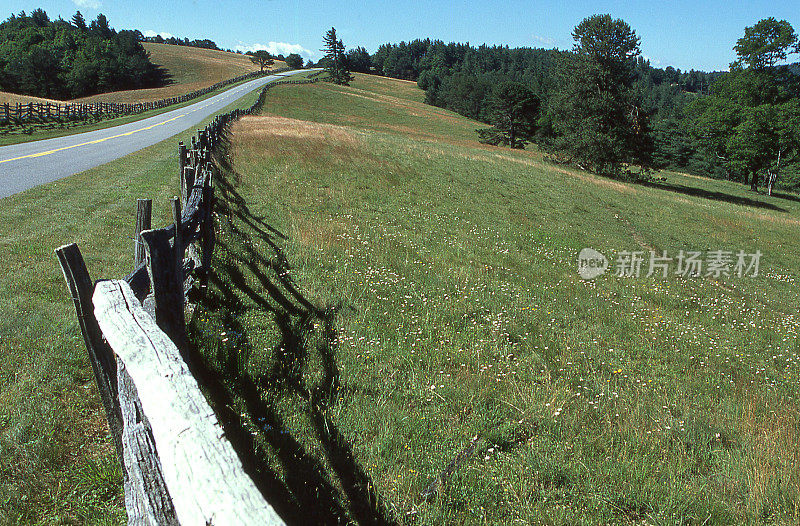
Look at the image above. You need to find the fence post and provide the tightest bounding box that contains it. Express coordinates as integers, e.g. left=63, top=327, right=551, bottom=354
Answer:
left=134, top=199, right=152, bottom=267
left=140, top=225, right=185, bottom=344
left=178, top=143, right=187, bottom=203
left=55, top=244, right=125, bottom=466
left=183, top=166, right=195, bottom=203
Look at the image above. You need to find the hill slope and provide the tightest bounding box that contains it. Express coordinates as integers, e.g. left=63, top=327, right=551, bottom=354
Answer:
left=0, top=43, right=285, bottom=105
left=73, top=43, right=286, bottom=104
left=193, top=73, right=800, bottom=524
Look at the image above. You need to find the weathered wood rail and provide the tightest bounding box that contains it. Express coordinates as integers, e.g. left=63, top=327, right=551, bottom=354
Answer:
left=55, top=74, right=319, bottom=525
left=1, top=66, right=292, bottom=126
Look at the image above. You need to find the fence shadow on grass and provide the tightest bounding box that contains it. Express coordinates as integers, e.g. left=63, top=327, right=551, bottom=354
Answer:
left=182, top=135, right=397, bottom=526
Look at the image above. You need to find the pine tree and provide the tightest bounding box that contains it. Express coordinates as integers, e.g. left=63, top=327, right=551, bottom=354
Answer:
left=71, top=11, right=86, bottom=30
left=321, top=27, right=352, bottom=85
left=547, top=14, right=652, bottom=176
left=477, top=81, right=539, bottom=148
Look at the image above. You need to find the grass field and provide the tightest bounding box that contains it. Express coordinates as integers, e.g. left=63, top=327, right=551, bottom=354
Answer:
left=0, top=43, right=285, bottom=106
left=0, top=85, right=267, bottom=525
left=0, top=92, right=60, bottom=105
left=187, top=73, right=800, bottom=524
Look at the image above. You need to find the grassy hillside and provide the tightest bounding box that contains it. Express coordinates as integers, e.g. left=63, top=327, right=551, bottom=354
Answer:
left=73, top=44, right=286, bottom=104
left=0, top=43, right=285, bottom=105
left=191, top=73, right=800, bottom=524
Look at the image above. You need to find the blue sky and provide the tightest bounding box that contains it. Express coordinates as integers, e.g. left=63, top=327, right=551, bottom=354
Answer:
left=3, top=0, right=800, bottom=71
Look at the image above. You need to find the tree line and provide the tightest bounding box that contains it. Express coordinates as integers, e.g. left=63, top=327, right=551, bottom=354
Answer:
left=351, top=16, right=800, bottom=191
left=0, top=9, right=163, bottom=99
left=139, top=33, right=220, bottom=51
left=244, top=50, right=305, bottom=70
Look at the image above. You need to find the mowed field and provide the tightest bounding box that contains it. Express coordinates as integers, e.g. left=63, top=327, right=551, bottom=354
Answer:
left=188, top=73, right=800, bottom=524
left=0, top=43, right=285, bottom=105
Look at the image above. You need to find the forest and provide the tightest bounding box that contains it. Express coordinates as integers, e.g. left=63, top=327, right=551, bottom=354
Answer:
left=361, top=17, right=800, bottom=191
left=0, top=9, right=162, bottom=99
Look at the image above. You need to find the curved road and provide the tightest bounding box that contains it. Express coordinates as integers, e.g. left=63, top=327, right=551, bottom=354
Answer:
left=0, top=71, right=304, bottom=199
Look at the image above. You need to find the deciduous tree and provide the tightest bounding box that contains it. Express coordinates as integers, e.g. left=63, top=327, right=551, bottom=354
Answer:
left=0, top=10, right=160, bottom=99
left=733, top=17, right=800, bottom=70
left=690, top=18, right=800, bottom=191
left=345, top=46, right=372, bottom=73
left=285, top=53, right=304, bottom=69
left=249, top=50, right=274, bottom=72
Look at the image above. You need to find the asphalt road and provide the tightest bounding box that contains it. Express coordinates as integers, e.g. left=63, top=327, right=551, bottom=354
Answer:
left=0, top=71, right=302, bottom=199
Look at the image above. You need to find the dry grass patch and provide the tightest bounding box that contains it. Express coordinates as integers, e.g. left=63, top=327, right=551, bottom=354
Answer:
left=339, top=88, right=423, bottom=111
left=233, top=115, right=363, bottom=167
left=0, top=91, right=61, bottom=105
left=336, top=86, right=469, bottom=126
left=740, top=396, right=800, bottom=520
left=741, top=208, right=800, bottom=227
left=75, top=43, right=267, bottom=103
left=291, top=217, right=354, bottom=251
left=236, top=115, right=359, bottom=144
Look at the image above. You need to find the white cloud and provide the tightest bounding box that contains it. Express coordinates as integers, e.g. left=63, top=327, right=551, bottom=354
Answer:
left=235, top=41, right=318, bottom=61
left=72, top=0, right=101, bottom=8
left=642, top=54, right=662, bottom=66
left=532, top=34, right=556, bottom=47
left=143, top=30, right=175, bottom=40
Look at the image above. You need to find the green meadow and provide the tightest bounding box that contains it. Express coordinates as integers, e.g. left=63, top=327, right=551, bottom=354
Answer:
left=189, top=73, right=800, bottom=524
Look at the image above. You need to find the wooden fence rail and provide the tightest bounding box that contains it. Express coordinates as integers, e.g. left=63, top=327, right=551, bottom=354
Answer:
left=55, top=74, right=319, bottom=525
left=1, top=66, right=293, bottom=126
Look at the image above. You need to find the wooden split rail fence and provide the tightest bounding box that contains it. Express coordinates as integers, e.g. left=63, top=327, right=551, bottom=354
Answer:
left=2, top=67, right=292, bottom=125
left=56, top=74, right=319, bottom=525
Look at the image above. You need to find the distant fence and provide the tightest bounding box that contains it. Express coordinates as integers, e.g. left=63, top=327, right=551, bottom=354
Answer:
left=56, top=74, right=319, bottom=525
left=1, top=66, right=293, bottom=126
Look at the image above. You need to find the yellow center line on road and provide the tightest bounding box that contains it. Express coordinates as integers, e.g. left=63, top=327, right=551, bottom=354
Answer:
left=0, top=112, right=188, bottom=165
left=0, top=76, right=274, bottom=165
